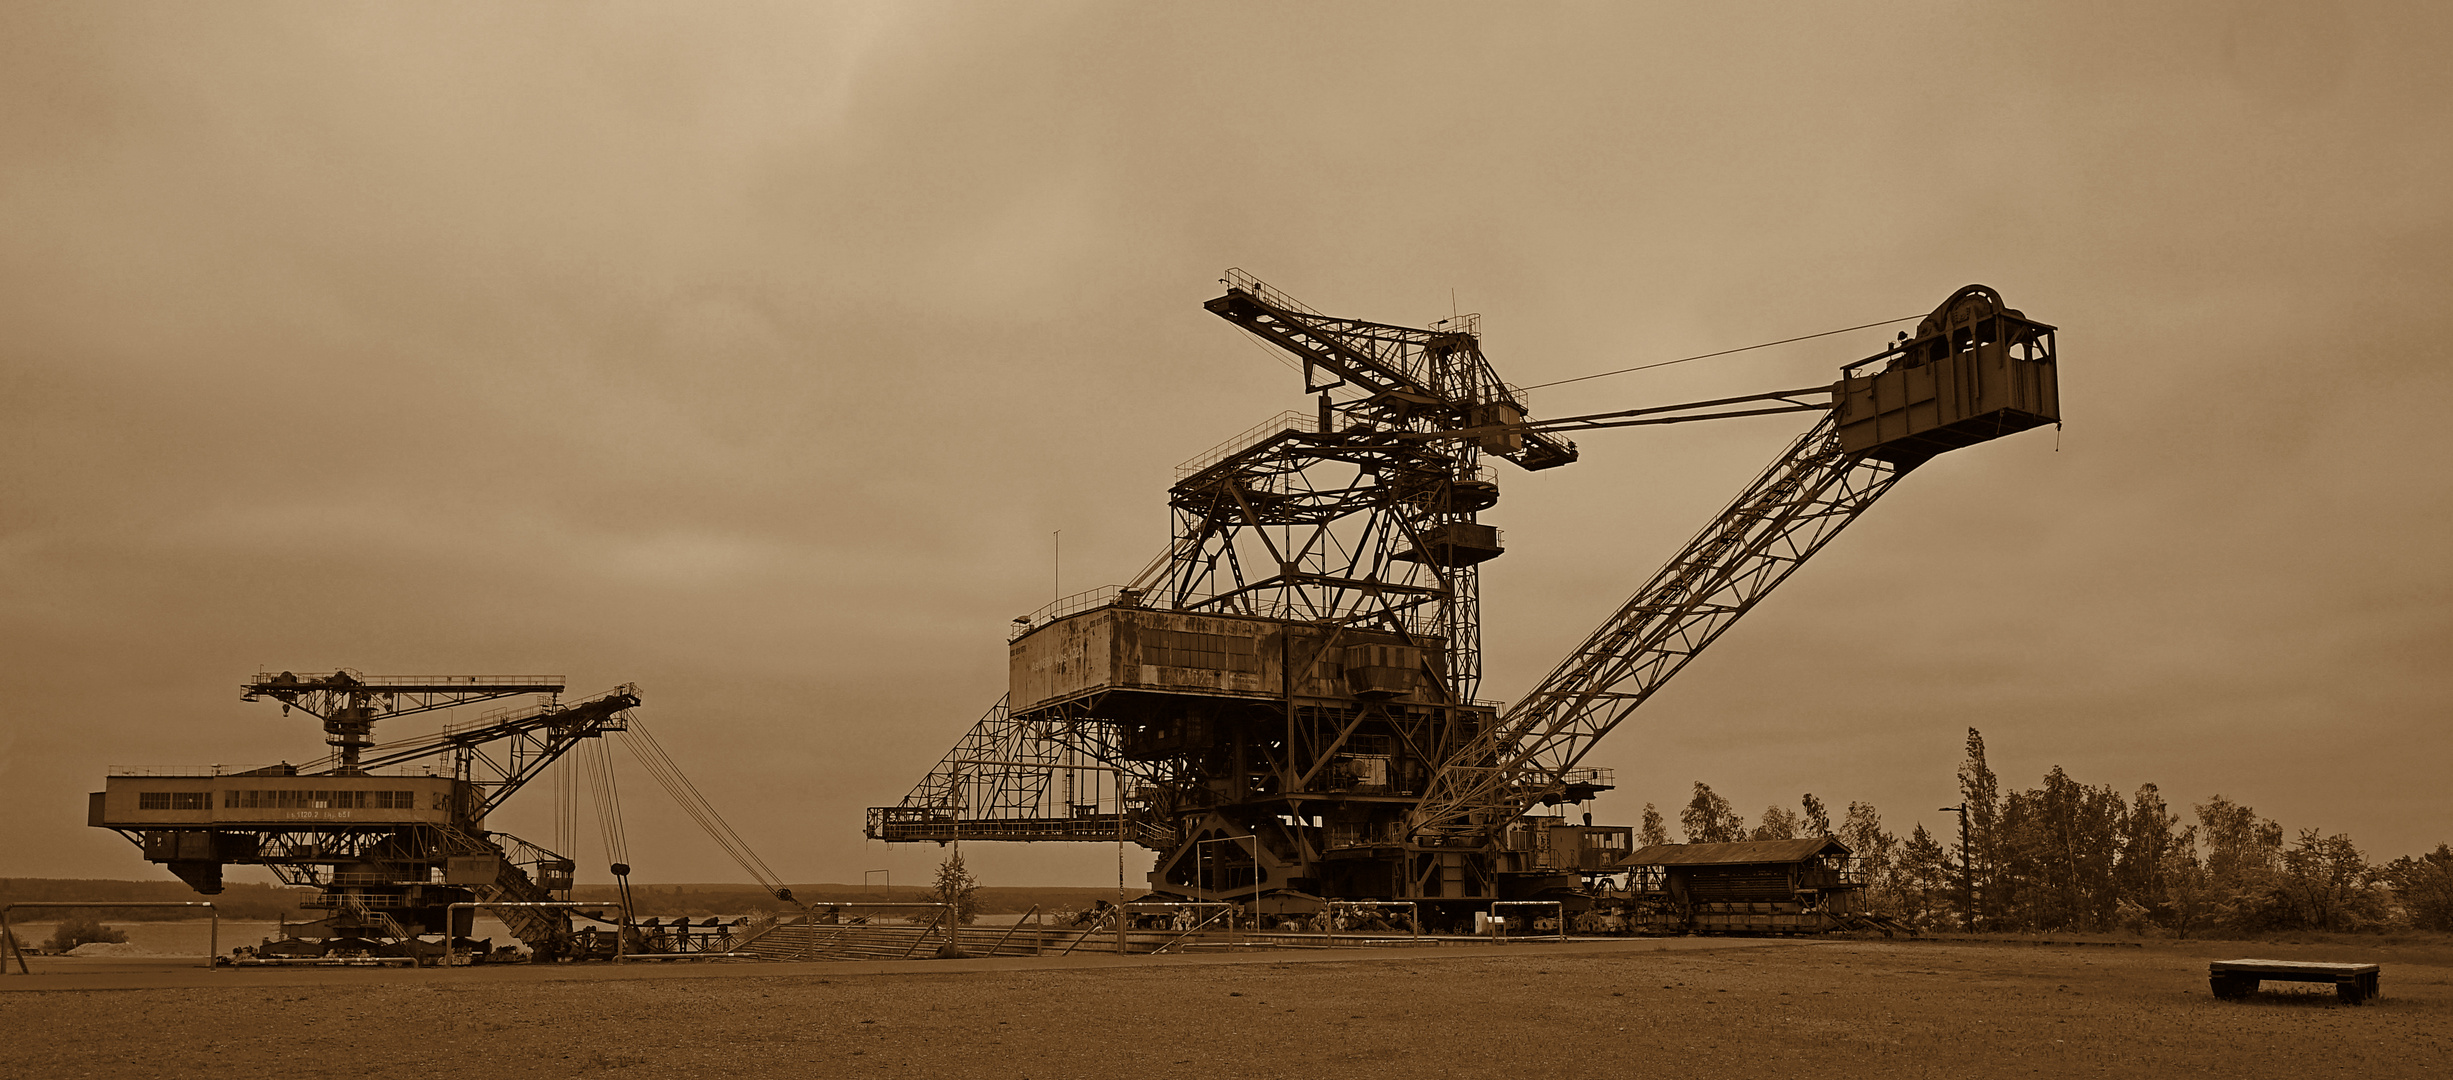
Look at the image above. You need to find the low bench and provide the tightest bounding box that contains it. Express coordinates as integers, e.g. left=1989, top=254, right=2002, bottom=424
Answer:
left=2210, top=959, right=2380, bottom=1004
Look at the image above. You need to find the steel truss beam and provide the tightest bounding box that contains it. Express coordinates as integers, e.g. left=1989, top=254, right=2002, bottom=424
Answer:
left=867, top=697, right=1170, bottom=845
left=346, top=685, right=641, bottom=816
left=1408, top=415, right=1913, bottom=837
left=240, top=670, right=569, bottom=772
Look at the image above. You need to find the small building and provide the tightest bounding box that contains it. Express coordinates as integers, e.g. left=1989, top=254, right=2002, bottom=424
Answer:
left=1615, top=836, right=1865, bottom=934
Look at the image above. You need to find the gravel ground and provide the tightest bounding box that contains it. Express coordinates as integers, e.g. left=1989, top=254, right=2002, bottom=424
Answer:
left=3, top=936, right=2446, bottom=1079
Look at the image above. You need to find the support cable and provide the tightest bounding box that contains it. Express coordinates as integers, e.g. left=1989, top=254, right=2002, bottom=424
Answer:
left=1516, top=315, right=1921, bottom=392
left=582, top=738, right=628, bottom=871
left=616, top=714, right=793, bottom=900
left=553, top=746, right=574, bottom=889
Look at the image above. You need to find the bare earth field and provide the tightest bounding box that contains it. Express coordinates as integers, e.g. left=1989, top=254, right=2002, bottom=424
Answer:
left=4, top=935, right=2447, bottom=1079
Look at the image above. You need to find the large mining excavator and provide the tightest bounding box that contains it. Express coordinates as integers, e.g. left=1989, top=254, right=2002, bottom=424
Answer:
left=868, top=275, right=2057, bottom=926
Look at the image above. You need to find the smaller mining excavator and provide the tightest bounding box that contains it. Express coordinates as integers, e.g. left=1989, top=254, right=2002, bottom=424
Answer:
left=91, top=672, right=643, bottom=960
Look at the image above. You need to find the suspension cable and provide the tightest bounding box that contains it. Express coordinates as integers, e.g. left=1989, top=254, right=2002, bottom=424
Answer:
left=582, top=737, right=629, bottom=872
left=617, top=713, right=794, bottom=900
left=1516, top=314, right=1922, bottom=392
left=553, top=743, right=574, bottom=878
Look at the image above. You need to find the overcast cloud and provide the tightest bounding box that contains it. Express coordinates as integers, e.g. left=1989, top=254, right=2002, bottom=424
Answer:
left=3, top=1, right=2446, bottom=889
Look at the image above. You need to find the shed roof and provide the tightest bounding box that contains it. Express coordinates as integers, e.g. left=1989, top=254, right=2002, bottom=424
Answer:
left=1620, top=836, right=1850, bottom=867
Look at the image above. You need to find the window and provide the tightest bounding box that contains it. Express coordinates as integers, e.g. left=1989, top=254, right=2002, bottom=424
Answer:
left=1147, top=629, right=1261, bottom=673
left=140, top=792, right=209, bottom=810
left=222, top=789, right=409, bottom=811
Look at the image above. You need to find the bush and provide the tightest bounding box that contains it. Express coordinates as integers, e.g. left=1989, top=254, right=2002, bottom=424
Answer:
left=2114, top=897, right=2157, bottom=936
left=46, top=913, right=128, bottom=953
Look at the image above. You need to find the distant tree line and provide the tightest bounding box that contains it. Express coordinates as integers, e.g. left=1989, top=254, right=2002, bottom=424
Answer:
left=0, top=878, right=309, bottom=921
left=1635, top=727, right=2453, bottom=936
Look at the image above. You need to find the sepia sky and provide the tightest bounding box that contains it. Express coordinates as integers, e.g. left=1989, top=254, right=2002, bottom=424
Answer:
left=4, top=2, right=2447, bottom=891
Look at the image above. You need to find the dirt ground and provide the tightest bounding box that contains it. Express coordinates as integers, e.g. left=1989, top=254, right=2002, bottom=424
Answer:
left=3, top=935, right=2447, bottom=1079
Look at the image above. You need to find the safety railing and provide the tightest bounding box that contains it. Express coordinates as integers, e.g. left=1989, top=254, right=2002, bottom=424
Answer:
left=1007, top=582, right=1450, bottom=644
left=299, top=893, right=408, bottom=909
left=1221, top=268, right=1319, bottom=316
left=1177, top=411, right=1318, bottom=478
left=737, top=902, right=961, bottom=962
left=1011, top=584, right=1142, bottom=637
left=982, top=906, right=1042, bottom=956
left=1134, top=902, right=1239, bottom=955
left=249, top=671, right=564, bottom=689
left=3, top=902, right=219, bottom=974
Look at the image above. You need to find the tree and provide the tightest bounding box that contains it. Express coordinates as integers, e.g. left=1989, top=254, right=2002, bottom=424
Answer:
left=1989, top=786, right=2033, bottom=927
left=1637, top=803, right=1669, bottom=848
left=927, top=851, right=981, bottom=926
left=2277, top=830, right=2377, bottom=932
left=1801, top=793, right=1833, bottom=838
left=1751, top=805, right=1801, bottom=841
left=1840, top=801, right=1898, bottom=912
left=1679, top=782, right=1744, bottom=843
left=2116, top=783, right=2181, bottom=924
left=2017, top=766, right=2123, bottom=931
left=1957, top=728, right=2000, bottom=929
left=2382, top=844, right=2453, bottom=931
left=1896, top=824, right=1951, bottom=929
left=2195, top=795, right=2287, bottom=933
left=2196, top=795, right=2282, bottom=883
left=2160, top=833, right=2214, bottom=939
left=1977, top=765, right=2128, bottom=932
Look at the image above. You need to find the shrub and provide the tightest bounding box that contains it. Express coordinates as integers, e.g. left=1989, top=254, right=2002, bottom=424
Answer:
left=46, top=913, right=128, bottom=953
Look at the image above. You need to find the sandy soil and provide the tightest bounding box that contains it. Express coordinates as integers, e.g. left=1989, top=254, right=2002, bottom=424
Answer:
left=3, top=935, right=2446, bottom=1079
